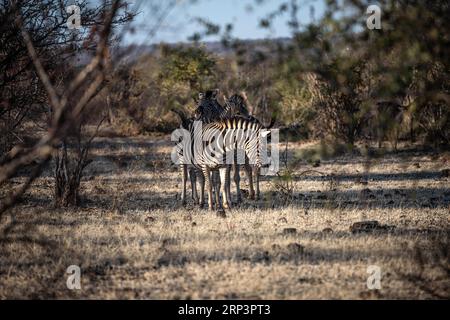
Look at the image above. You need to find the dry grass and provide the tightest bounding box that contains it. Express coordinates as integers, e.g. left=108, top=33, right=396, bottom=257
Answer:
left=0, top=136, right=449, bottom=299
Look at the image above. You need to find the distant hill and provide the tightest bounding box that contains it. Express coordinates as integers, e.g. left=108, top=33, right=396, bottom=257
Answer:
left=73, top=37, right=293, bottom=65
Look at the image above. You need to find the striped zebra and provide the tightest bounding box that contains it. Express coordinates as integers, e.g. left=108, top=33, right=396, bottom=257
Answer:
left=223, top=94, right=259, bottom=201
left=223, top=93, right=275, bottom=201
left=191, top=90, right=232, bottom=209
left=193, top=91, right=260, bottom=203
left=193, top=116, right=270, bottom=211
left=173, top=90, right=273, bottom=208
left=171, top=108, right=203, bottom=206
left=171, top=107, right=220, bottom=208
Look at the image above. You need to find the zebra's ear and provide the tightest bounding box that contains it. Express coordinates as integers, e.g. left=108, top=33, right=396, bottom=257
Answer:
left=198, top=92, right=204, bottom=100
left=261, top=130, right=271, bottom=138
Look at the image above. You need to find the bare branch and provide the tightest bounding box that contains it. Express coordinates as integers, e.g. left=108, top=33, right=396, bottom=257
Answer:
left=0, top=0, right=122, bottom=216
left=15, top=16, right=61, bottom=110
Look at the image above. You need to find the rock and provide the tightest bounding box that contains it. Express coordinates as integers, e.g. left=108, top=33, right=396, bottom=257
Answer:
left=145, top=216, right=155, bottom=223
left=282, top=228, right=297, bottom=235
left=350, top=220, right=396, bottom=234
left=312, top=160, right=321, bottom=167
left=116, top=256, right=128, bottom=265
left=441, top=169, right=450, bottom=178
left=298, top=277, right=322, bottom=285
left=191, top=222, right=197, bottom=227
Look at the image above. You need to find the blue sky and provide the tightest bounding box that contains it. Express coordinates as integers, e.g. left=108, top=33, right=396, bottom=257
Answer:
left=123, top=0, right=325, bottom=45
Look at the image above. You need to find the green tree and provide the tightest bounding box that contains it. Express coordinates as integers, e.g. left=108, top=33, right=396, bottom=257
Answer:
left=159, top=45, right=217, bottom=93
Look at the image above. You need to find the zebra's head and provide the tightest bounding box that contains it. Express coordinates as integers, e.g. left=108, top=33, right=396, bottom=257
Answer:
left=225, top=94, right=250, bottom=117
left=193, top=89, right=224, bottom=122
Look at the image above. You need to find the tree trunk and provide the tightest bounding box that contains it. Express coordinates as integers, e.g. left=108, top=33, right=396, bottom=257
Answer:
left=106, top=95, right=115, bottom=125
left=54, top=141, right=82, bottom=207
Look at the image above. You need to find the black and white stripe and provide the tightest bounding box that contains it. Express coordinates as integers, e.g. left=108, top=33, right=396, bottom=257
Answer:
left=193, top=116, right=268, bottom=210
left=194, top=92, right=258, bottom=202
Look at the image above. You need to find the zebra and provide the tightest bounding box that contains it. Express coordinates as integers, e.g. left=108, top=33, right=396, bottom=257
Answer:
left=193, top=91, right=261, bottom=203
left=193, top=89, right=227, bottom=122
left=193, top=116, right=270, bottom=211
left=191, top=89, right=232, bottom=209
left=171, top=108, right=204, bottom=206
left=223, top=93, right=275, bottom=201
left=224, top=94, right=250, bottom=117
left=221, top=94, right=255, bottom=202
left=171, top=106, right=221, bottom=208
left=173, top=90, right=274, bottom=208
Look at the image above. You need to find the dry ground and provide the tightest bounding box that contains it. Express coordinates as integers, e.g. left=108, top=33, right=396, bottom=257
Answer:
left=0, top=135, right=449, bottom=299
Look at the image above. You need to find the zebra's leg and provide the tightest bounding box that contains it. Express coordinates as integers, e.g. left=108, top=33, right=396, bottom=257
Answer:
left=211, top=170, right=217, bottom=205
left=226, top=165, right=232, bottom=207
left=244, top=163, right=255, bottom=200
left=203, top=167, right=214, bottom=211
left=197, top=169, right=205, bottom=208
left=254, top=166, right=260, bottom=200
left=189, top=167, right=198, bottom=204
left=219, top=167, right=231, bottom=209
left=233, top=163, right=242, bottom=203
left=180, top=164, right=187, bottom=206
left=212, top=170, right=222, bottom=210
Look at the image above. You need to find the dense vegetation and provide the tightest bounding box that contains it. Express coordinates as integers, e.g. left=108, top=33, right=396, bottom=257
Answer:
left=97, top=0, right=449, bottom=151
